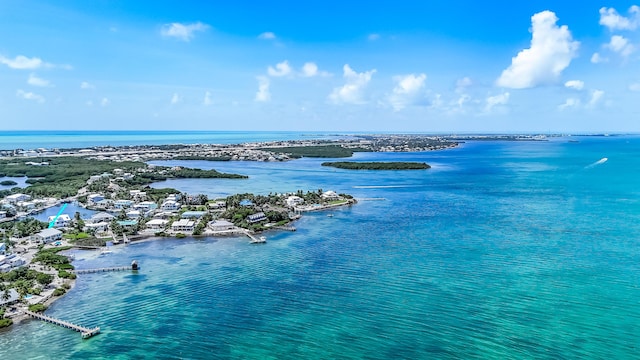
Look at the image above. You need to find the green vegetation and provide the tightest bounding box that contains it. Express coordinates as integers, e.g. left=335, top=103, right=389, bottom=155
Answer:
left=321, top=161, right=431, bottom=170
left=52, top=288, right=66, bottom=296
left=28, top=304, right=47, bottom=313
left=0, top=218, right=48, bottom=238
left=262, top=145, right=369, bottom=158
left=175, top=233, right=186, bottom=239
left=0, top=180, right=17, bottom=186
left=33, top=247, right=74, bottom=271
left=63, top=232, right=89, bottom=240
left=0, top=318, right=12, bottom=328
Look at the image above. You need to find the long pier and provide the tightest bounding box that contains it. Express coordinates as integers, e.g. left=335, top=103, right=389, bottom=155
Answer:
left=24, top=310, right=100, bottom=339
left=72, top=265, right=138, bottom=274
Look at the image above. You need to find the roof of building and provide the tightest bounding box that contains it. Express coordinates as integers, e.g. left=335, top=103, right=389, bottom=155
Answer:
left=172, top=219, right=195, bottom=227
left=146, top=219, right=168, bottom=225
left=209, top=220, right=234, bottom=227
left=181, top=211, right=206, bottom=218
left=0, top=289, right=18, bottom=306
left=36, top=228, right=63, bottom=237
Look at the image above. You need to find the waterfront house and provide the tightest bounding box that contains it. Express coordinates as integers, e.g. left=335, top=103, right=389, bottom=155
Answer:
left=247, top=212, right=267, bottom=223
left=0, top=289, right=19, bottom=305
left=89, top=212, right=115, bottom=224
left=208, top=220, right=235, bottom=231
left=87, top=194, right=105, bottom=204
left=321, top=191, right=340, bottom=201
left=134, top=201, right=158, bottom=212
left=181, top=211, right=206, bottom=219
left=84, top=221, right=110, bottom=233
left=31, top=228, right=63, bottom=243
left=95, top=199, right=114, bottom=208
left=166, top=194, right=182, bottom=202
left=171, top=219, right=195, bottom=232
left=286, top=196, right=304, bottom=208
left=117, top=220, right=138, bottom=229
left=161, top=200, right=181, bottom=211
left=5, top=193, right=31, bottom=204
left=146, top=219, right=168, bottom=231
left=114, top=199, right=134, bottom=209
left=47, top=214, right=71, bottom=228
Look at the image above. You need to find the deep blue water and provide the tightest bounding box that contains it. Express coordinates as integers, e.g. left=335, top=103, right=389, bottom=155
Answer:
left=1, top=136, right=640, bottom=359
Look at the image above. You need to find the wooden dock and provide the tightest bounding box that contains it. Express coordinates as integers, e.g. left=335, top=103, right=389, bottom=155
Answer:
left=24, top=310, right=100, bottom=339
left=245, top=232, right=266, bottom=244
left=273, top=225, right=296, bottom=231
left=72, top=265, right=138, bottom=274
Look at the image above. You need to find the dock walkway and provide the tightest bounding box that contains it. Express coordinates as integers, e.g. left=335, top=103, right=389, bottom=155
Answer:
left=72, top=266, right=137, bottom=274
left=24, top=310, right=100, bottom=339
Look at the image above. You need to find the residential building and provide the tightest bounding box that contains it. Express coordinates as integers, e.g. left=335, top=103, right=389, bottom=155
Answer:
left=0, top=211, right=6, bottom=219
left=126, top=210, right=141, bottom=219
left=9, top=257, right=25, bottom=268
left=0, top=264, right=12, bottom=273
left=31, top=228, right=63, bottom=243
left=117, top=220, right=138, bottom=229
left=87, top=194, right=104, bottom=204
left=181, top=211, right=207, bottom=219
left=208, top=220, right=235, bottom=231
left=171, top=219, right=195, bottom=232
left=134, top=201, right=157, bottom=212
left=247, top=212, right=267, bottom=223
left=47, top=214, right=71, bottom=228
left=5, top=193, right=31, bottom=204
left=114, top=200, right=134, bottom=209
left=286, top=196, right=304, bottom=208
left=84, top=221, right=109, bottom=233
left=321, top=190, right=340, bottom=201
left=161, top=200, right=181, bottom=211
left=89, top=212, right=115, bottom=224
left=146, top=219, right=168, bottom=230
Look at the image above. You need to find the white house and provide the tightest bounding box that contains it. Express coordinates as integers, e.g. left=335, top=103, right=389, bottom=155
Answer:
left=0, top=264, right=12, bottom=273
left=9, top=257, right=25, bottom=268
left=134, top=201, right=158, bottom=212
left=47, top=214, right=71, bottom=228
left=247, top=212, right=267, bottom=224
left=321, top=190, right=340, bottom=201
left=5, top=193, right=31, bottom=204
left=146, top=219, right=168, bottom=230
left=286, top=196, right=304, bottom=208
left=161, top=200, right=181, bottom=211
left=208, top=220, right=235, bottom=231
left=114, top=200, right=134, bottom=209
left=89, top=212, right=115, bottom=224
left=31, top=228, right=63, bottom=243
left=129, top=190, right=147, bottom=200
left=171, top=219, right=195, bottom=232
left=84, top=221, right=110, bottom=233
left=126, top=210, right=141, bottom=219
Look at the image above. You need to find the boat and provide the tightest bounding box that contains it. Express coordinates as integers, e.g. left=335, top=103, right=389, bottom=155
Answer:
left=99, top=248, right=113, bottom=255
left=250, top=236, right=267, bottom=244
left=327, top=213, right=334, bottom=217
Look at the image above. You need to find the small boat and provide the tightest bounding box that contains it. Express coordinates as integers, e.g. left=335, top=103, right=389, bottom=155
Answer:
left=327, top=213, right=334, bottom=217
left=250, top=236, right=267, bottom=244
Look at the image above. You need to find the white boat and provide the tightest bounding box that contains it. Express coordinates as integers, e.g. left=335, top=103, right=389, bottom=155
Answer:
left=100, top=248, right=113, bottom=255
left=250, top=236, right=267, bottom=244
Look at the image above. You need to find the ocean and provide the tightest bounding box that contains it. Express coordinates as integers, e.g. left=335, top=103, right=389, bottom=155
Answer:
left=1, top=134, right=640, bottom=359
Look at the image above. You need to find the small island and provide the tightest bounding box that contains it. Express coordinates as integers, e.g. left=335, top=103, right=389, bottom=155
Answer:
left=0, top=180, right=18, bottom=186
left=321, top=162, right=431, bottom=170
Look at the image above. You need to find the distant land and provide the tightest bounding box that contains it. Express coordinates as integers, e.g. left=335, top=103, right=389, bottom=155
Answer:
left=321, top=162, right=431, bottom=170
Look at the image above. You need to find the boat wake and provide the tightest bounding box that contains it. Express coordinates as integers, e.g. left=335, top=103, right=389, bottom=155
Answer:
left=585, top=157, right=608, bottom=169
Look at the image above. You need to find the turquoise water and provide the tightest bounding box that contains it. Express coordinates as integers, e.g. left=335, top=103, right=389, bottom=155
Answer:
left=0, top=130, right=344, bottom=150
left=2, top=136, right=640, bottom=358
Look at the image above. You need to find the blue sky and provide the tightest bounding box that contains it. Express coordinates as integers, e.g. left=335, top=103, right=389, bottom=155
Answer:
left=1, top=0, right=640, bottom=132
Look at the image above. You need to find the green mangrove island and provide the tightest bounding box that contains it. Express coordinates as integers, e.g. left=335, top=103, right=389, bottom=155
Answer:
left=321, top=162, right=431, bottom=170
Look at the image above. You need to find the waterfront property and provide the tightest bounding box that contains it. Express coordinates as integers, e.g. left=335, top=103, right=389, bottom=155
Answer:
left=171, top=219, right=195, bottom=232
left=31, top=228, right=63, bottom=243
left=47, top=214, right=71, bottom=228
left=88, top=212, right=115, bottom=223
left=208, top=220, right=235, bottom=231
left=5, top=193, right=31, bottom=204
left=247, top=212, right=267, bottom=223
left=161, top=200, right=181, bottom=211
left=145, top=219, right=168, bottom=230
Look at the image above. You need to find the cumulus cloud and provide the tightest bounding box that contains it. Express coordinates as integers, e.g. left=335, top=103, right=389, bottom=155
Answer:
left=101, top=98, right=110, bottom=106
left=27, top=73, right=51, bottom=87
left=485, top=92, right=510, bottom=112
left=368, top=33, right=380, bottom=41
left=558, top=97, right=581, bottom=110
left=0, top=55, right=50, bottom=69
left=591, top=52, right=608, bottom=64
left=161, top=22, right=209, bottom=41
left=456, top=77, right=473, bottom=90
left=588, top=89, right=604, bottom=107
left=203, top=91, right=212, bottom=106
left=255, top=76, right=270, bottom=102
left=258, top=32, right=276, bottom=40
left=599, top=6, right=640, bottom=31
left=267, top=60, right=292, bottom=77
left=496, top=11, right=579, bottom=89
left=329, top=65, right=376, bottom=104
left=170, top=93, right=182, bottom=104
left=388, top=73, right=427, bottom=110
left=80, top=81, right=95, bottom=90
left=606, top=35, right=635, bottom=57
left=16, top=89, right=44, bottom=103
left=564, top=80, right=584, bottom=90
left=301, top=62, right=318, bottom=77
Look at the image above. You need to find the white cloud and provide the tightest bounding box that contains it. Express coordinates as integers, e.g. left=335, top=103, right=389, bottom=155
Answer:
left=301, top=62, right=318, bottom=77
left=368, top=33, right=380, bottom=41
left=160, top=22, right=209, bottom=41
left=329, top=64, right=376, bottom=104
left=606, top=35, right=635, bottom=57
left=101, top=98, right=110, bottom=107
left=599, top=6, right=640, bottom=31
left=629, top=83, right=640, bottom=91
left=255, top=76, right=271, bottom=102
left=496, top=11, right=579, bottom=89
left=267, top=60, right=292, bottom=77
left=559, top=98, right=581, bottom=110
left=27, top=73, right=51, bottom=87
left=591, top=52, right=608, bottom=64
left=80, top=81, right=95, bottom=90
left=564, top=80, right=584, bottom=90
left=170, top=93, right=182, bottom=104
left=388, top=73, right=427, bottom=111
left=258, top=32, right=276, bottom=40
left=203, top=91, right=212, bottom=106
left=456, top=77, right=473, bottom=90
left=16, top=89, right=44, bottom=103
left=588, top=89, right=604, bottom=107
left=485, top=92, right=510, bottom=112
left=0, top=55, right=48, bottom=69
